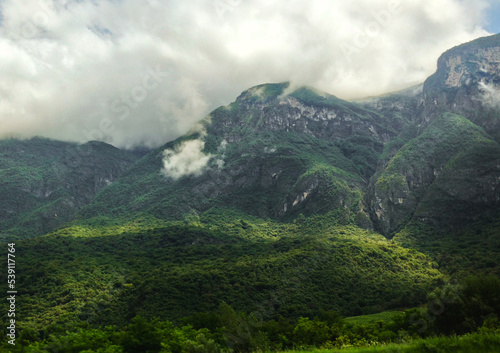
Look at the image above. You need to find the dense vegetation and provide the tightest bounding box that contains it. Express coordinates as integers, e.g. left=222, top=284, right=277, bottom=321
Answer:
left=2, top=268, right=499, bottom=351
left=371, top=112, right=500, bottom=235
left=1, top=211, right=499, bottom=352
left=0, top=138, right=140, bottom=238
left=394, top=218, right=500, bottom=277
left=1, top=214, right=441, bottom=332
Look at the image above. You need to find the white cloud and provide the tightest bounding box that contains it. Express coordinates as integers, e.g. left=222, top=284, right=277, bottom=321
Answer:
left=161, top=139, right=213, bottom=179
left=479, top=81, right=500, bottom=108
left=0, top=0, right=495, bottom=148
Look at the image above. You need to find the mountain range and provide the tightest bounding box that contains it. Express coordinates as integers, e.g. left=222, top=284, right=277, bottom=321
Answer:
left=3, top=34, right=499, bottom=240
left=0, top=33, right=499, bottom=350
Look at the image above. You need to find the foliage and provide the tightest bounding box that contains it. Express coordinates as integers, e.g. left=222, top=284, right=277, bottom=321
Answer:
left=3, top=297, right=500, bottom=352
left=404, top=275, right=500, bottom=336
left=0, top=218, right=443, bottom=342
left=394, top=218, right=500, bottom=277
left=0, top=138, right=140, bottom=238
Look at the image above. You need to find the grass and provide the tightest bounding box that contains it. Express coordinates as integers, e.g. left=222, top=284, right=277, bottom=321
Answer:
left=345, top=311, right=405, bottom=325
left=283, top=332, right=500, bottom=353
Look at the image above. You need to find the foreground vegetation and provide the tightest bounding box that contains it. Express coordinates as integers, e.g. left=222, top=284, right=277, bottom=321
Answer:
left=287, top=332, right=500, bottom=353
left=2, top=277, right=500, bottom=352
left=4, top=326, right=500, bottom=353
left=1, top=213, right=499, bottom=352
left=1, top=214, right=443, bottom=333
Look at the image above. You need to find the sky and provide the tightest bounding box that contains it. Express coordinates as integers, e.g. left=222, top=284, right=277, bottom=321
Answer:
left=0, top=0, right=498, bottom=149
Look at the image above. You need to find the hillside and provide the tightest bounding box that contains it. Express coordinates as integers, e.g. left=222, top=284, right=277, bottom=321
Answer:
left=75, top=83, right=408, bottom=229
left=1, top=217, right=442, bottom=333
left=0, top=138, right=141, bottom=238
left=369, top=113, right=500, bottom=235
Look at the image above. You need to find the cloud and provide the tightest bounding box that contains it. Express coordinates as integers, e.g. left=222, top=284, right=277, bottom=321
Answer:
left=479, top=81, right=500, bottom=108
left=161, top=139, right=213, bottom=179
left=0, top=0, right=495, bottom=148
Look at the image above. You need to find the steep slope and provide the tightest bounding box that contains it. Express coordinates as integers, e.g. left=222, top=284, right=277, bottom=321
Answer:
left=422, top=33, right=500, bottom=140
left=0, top=138, right=141, bottom=238
left=78, top=83, right=412, bottom=227
left=365, top=34, right=500, bottom=235
left=370, top=113, right=499, bottom=235
left=356, top=84, right=423, bottom=164
left=414, top=139, right=500, bottom=226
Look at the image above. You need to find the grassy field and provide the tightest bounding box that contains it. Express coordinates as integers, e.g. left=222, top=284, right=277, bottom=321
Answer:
left=345, top=311, right=405, bottom=325
left=285, top=332, right=500, bottom=353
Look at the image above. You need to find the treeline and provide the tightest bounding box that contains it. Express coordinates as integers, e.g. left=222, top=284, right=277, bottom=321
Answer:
left=4, top=275, right=500, bottom=352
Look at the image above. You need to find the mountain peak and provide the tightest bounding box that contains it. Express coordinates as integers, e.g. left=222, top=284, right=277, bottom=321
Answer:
left=422, top=33, right=500, bottom=139
left=236, top=82, right=291, bottom=102
left=425, top=33, right=500, bottom=92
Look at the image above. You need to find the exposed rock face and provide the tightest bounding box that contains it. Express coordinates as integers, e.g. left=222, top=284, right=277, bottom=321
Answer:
left=211, top=85, right=402, bottom=145
left=368, top=34, right=500, bottom=235
left=422, top=34, right=500, bottom=140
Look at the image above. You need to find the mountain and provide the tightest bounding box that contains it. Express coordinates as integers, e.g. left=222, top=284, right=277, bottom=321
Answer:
left=76, top=83, right=409, bottom=228
left=3, top=37, right=498, bottom=241
left=0, top=138, right=141, bottom=238
left=423, top=34, right=500, bottom=141
left=368, top=34, right=500, bottom=235
left=74, top=33, right=500, bottom=238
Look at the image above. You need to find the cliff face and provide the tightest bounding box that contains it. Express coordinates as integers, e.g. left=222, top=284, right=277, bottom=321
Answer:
left=423, top=34, right=500, bottom=140
left=369, top=34, right=500, bottom=235
left=223, top=85, right=404, bottom=144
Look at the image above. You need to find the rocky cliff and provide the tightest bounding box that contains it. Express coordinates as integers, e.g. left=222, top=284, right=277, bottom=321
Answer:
left=369, top=34, right=500, bottom=235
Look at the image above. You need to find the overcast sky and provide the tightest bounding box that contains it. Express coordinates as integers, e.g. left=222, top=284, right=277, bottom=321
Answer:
left=0, top=0, right=498, bottom=148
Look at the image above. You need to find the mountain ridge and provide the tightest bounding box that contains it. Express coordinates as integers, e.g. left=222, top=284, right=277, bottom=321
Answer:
left=0, top=34, right=498, bottom=241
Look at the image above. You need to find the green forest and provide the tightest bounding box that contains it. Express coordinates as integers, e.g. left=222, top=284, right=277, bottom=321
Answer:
left=1, top=212, right=500, bottom=352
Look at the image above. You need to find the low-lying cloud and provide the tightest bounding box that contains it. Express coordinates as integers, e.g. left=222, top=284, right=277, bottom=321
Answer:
left=479, top=81, right=500, bottom=109
left=0, top=0, right=495, bottom=148
left=161, top=139, right=213, bottom=180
